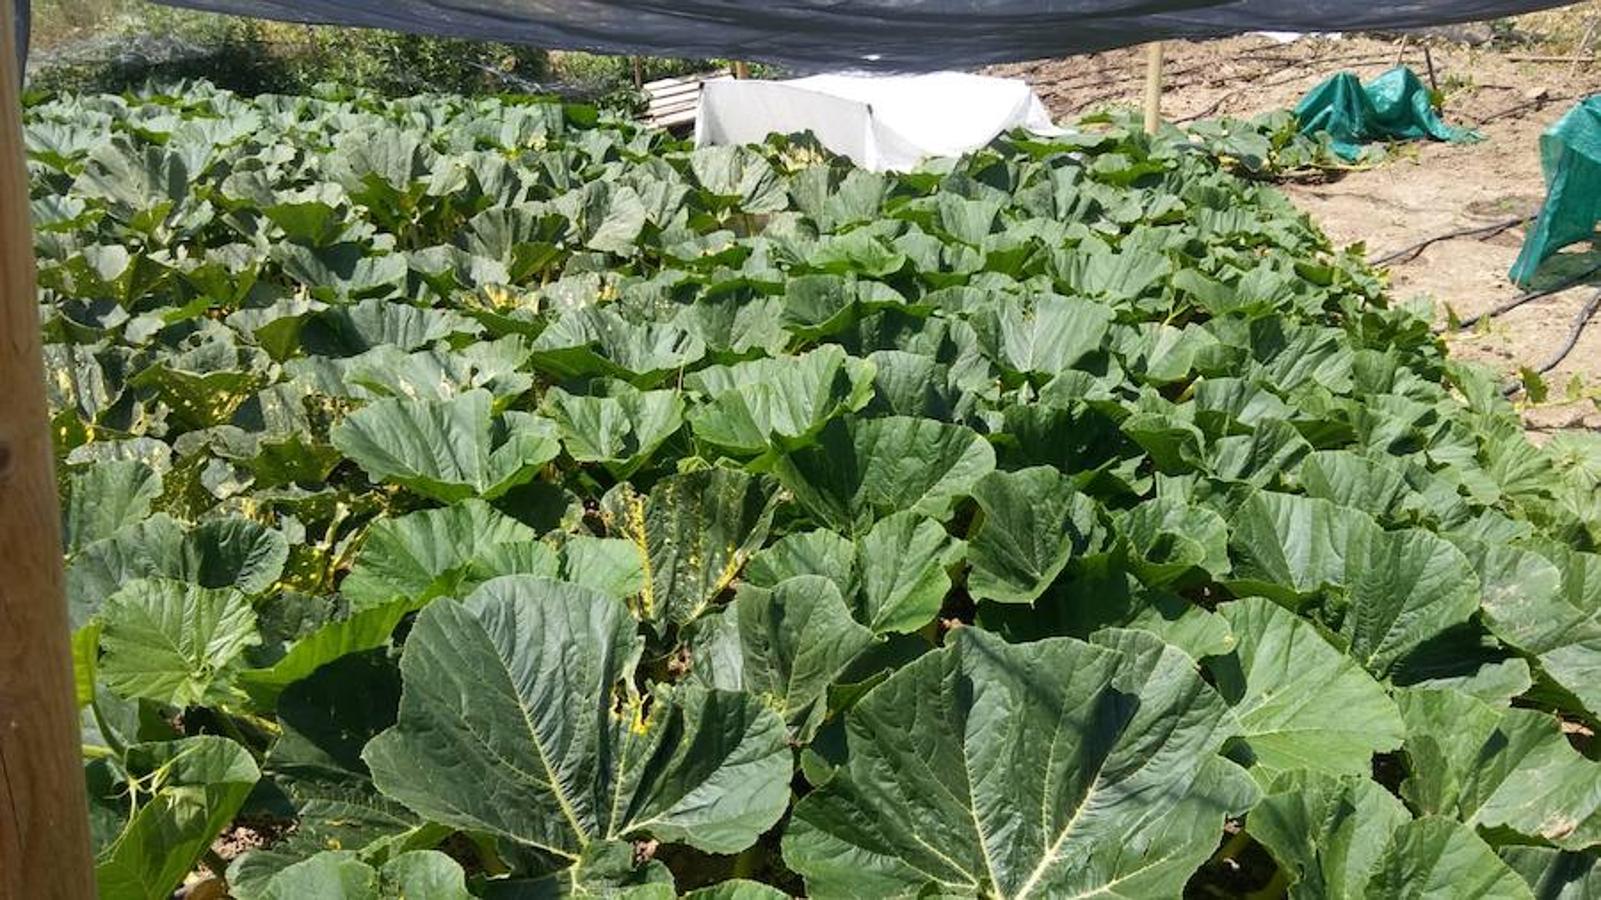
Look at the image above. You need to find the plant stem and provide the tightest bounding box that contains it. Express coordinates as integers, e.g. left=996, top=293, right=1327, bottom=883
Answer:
left=1247, top=866, right=1290, bottom=900
left=1211, top=828, right=1251, bottom=865
left=729, top=843, right=763, bottom=880
left=202, top=848, right=230, bottom=879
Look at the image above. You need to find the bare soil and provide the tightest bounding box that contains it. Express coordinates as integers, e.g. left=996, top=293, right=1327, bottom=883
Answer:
left=990, top=30, right=1601, bottom=432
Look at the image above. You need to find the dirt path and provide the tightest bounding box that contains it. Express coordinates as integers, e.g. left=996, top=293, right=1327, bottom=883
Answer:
left=991, top=33, right=1601, bottom=432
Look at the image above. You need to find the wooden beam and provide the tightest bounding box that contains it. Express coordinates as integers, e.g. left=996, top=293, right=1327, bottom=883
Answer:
left=0, top=1, right=97, bottom=897
left=1142, top=41, right=1164, bottom=135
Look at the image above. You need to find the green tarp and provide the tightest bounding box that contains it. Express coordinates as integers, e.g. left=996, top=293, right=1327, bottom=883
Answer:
left=1510, top=96, right=1601, bottom=287
left=1295, top=66, right=1479, bottom=162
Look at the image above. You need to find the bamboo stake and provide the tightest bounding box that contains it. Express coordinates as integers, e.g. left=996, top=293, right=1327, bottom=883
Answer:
left=1142, top=41, right=1164, bottom=135
left=0, top=1, right=96, bottom=896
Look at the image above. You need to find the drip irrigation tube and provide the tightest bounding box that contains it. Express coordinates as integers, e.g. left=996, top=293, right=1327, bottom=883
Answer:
left=1442, top=261, right=1601, bottom=334
left=1502, top=286, right=1601, bottom=396
left=1369, top=215, right=1532, bottom=267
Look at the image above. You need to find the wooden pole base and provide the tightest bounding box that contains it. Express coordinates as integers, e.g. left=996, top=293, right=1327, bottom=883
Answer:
left=0, top=2, right=97, bottom=897
left=1143, top=41, right=1164, bottom=135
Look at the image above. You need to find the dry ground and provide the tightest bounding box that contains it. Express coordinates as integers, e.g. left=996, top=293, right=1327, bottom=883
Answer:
left=991, top=25, right=1601, bottom=432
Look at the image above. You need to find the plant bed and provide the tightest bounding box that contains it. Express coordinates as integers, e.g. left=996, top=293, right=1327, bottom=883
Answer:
left=28, top=81, right=1601, bottom=898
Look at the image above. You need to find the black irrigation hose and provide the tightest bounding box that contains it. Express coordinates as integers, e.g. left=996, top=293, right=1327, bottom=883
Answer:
left=1442, top=261, right=1601, bottom=333
left=1535, top=287, right=1601, bottom=375
left=1502, top=286, right=1601, bottom=396
left=1472, top=93, right=1576, bottom=127
left=1368, top=215, right=1532, bottom=267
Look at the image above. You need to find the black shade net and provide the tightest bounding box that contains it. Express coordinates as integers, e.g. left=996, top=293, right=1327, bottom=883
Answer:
left=145, top=0, right=1579, bottom=71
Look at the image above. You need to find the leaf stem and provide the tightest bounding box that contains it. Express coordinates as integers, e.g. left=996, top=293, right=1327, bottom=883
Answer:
left=729, top=843, right=763, bottom=880
left=202, top=848, right=230, bottom=879
left=1247, top=865, right=1289, bottom=900
left=1211, top=828, right=1251, bottom=865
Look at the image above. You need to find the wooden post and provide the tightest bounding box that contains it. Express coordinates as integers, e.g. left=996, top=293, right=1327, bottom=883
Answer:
left=1142, top=42, right=1163, bottom=135
left=631, top=56, right=644, bottom=90
left=733, top=60, right=750, bottom=80
left=0, top=1, right=97, bottom=897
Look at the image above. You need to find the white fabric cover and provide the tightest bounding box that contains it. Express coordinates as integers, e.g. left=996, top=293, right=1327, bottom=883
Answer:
left=695, top=72, right=1060, bottom=172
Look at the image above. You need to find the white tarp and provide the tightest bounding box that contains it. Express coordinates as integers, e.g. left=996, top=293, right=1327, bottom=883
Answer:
left=696, top=72, right=1060, bottom=172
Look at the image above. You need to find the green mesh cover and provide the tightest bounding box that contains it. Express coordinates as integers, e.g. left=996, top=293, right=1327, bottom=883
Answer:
left=1294, top=66, right=1479, bottom=162
left=1510, top=96, right=1601, bottom=287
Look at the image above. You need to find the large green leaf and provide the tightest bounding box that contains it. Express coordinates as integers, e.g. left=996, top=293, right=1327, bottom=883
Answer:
left=554, top=180, right=648, bottom=254
left=1342, top=524, right=1481, bottom=675
left=98, top=578, right=260, bottom=706
left=747, top=529, right=857, bottom=600
left=691, top=575, right=874, bottom=742
left=980, top=568, right=1235, bottom=664
left=238, top=597, right=426, bottom=706
left=62, top=459, right=162, bottom=554
left=249, top=850, right=469, bottom=900
left=1460, top=540, right=1601, bottom=721
left=234, top=653, right=432, bottom=888
left=1299, top=450, right=1418, bottom=520
left=1249, top=771, right=1533, bottom=899
left=855, top=511, right=964, bottom=634
left=686, top=346, right=876, bottom=455
left=1246, top=771, right=1411, bottom=900
left=295, top=297, right=477, bottom=355
left=1228, top=491, right=1480, bottom=675
left=530, top=306, right=705, bottom=385
left=1212, top=597, right=1404, bottom=783
left=275, top=243, right=409, bottom=302
left=1119, top=497, right=1231, bottom=588
left=745, top=514, right=959, bottom=636
left=1227, top=491, right=1364, bottom=599
left=972, top=294, right=1115, bottom=379
left=689, top=145, right=789, bottom=213
left=1399, top=687, right=1601, bottom=850
left=543, top=381, right=685, bottom=476
left=331, top=389, right=561, bottom=501
left=1501, top=846, right=1601, bottom=899
left=599, top=468, right=779, bottom=626
left=773, top=416, right=995, bottom=535
left=338, top=339, right=533, bottom=403
left=339, top=500, right=553, bottom=610
left=68, top=514, right=288, bottom=622
left=965, top=466, right=1101, bottom=604
left=1364, top=818, right=1534, bottom=899
left=783, top=627, right=1256, bottom=898
left=88, top=736, right=259, bottom=900
left=364, top=577, right=792, bottom=868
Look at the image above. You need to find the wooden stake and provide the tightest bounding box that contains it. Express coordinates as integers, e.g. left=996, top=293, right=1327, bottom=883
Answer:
left=733, top=60, right=750, bottom=80
left=1570, top=16, right=1600, bottom=79
left=1142, top=41, right=1163, bottom=135
left=0, top=1, right=97, bottom=897
left=631, top=56, right=644, bottom=90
